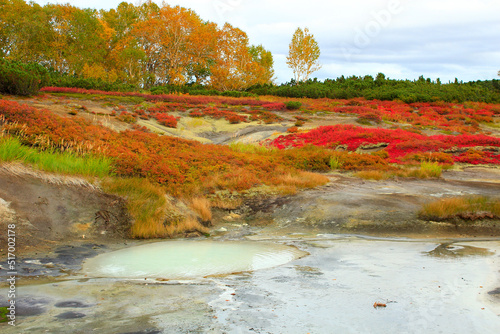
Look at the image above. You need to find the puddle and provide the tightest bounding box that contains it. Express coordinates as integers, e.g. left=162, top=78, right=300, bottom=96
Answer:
left=82, top=240, right=307, bottom=279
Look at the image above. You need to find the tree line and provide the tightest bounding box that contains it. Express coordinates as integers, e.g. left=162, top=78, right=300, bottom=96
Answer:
left=248, top=74, right=500, bottom=104
left=0, top=0, right=274, bottom=90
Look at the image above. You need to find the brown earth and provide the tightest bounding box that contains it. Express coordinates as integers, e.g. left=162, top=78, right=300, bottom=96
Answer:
left=0, top=164, right=131, bottom=258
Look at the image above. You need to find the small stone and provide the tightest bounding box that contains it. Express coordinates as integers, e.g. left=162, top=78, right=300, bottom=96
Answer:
left=55, top=311, right=86, bottom=319
left=230, top=213, right=241, bottom=219
left=55, top=301, right=90, bottom=308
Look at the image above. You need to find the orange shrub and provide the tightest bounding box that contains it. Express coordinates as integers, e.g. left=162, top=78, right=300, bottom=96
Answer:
left=0, top=100, right=328, bottom=196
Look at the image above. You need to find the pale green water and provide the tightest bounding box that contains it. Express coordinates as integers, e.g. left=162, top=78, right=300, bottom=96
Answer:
left=82, top=240, right=308, bottom=279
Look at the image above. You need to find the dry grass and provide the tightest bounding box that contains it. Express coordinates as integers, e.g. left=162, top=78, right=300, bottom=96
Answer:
left=273, top=185, right=298, bottom=195
left=420, top=197, right=468, bottom=218
left=101, top=177, right=170, bottom=238
left=267, top=171, right=329, bottom=196
left=394, top=162, right=443, bottom=179
left=161, top=215, right=209, bottom=236
left=210, top=196, right=243, bottom=209
left=102, top=177, right=211, bottom=238
left=176, top=216, right=209, bottom=234
left=189, top=196, right=212, bottom=222
left=184, top=117, right=208, bottom=128
left=354, top=162, right=443, bottom=181
left=276, top=171, right=329, bottom=189
left=354, top=170, right=389, bottom=180
left=199, top=171, right=257, bottom=194
left=208, top=171, right=328, bottom=208
left=419, top=196, right=500, bottom=221
left=413, top=162, right=442, bottom=178
left=229, top=142, right=276, bottom=154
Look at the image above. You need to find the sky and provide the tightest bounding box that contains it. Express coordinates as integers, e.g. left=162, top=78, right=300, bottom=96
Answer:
left=31, top=0, right=500, bottom=84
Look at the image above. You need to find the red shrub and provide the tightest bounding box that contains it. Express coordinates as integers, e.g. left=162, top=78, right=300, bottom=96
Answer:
left=199, top=106, right=247, bottom=123
left=226, top=114, right=247, bottom=124
left=267, top=124, right=500, bottom=165
left=455, top=149, right=500, bottom=165
left=154, top=113, right=178, bottom=128
left=0, top=100, right=303, bottom=195
left=40, top=87, right=270, bottom=107
left=263, top=102, right=286, bottom=111
left=130, top=124, right=150, bottom=133
left=189, top=111, right=203, bottom=117
left=247, top=110, right=283, bottom=123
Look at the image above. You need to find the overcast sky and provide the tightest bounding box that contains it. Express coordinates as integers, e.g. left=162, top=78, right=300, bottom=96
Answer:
left=31, top=0, right=500, bottom=84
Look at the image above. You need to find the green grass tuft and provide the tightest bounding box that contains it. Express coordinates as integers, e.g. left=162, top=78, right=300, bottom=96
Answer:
left=419, top=161, right=442, bottom=177
left=0, top=136, right=113, bottom=177
left=228, top=142, right=276, bottom=154
left=329, top=155, right=343, bottom=170
left=0, top=306, right=8, bottom=323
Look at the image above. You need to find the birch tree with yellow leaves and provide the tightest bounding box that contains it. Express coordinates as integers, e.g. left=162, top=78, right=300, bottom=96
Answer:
left=286, top=27, right=321, bottom=82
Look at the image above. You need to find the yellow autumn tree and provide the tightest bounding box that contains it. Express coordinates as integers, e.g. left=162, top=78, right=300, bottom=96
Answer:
left=184, top=20, right=218, bottom=85
left=210, top=23, right=273, bottom=91
left=249, top=44, right=275, bottom=84
left=286, top=27, right=321, bottom=82
left=0, top=0, right=52, bottom=62
left=102, top=2, right=147, bottom=85
left=82, top=63, right=118, bottom=82
left=129, top=3, right=217, bottom=87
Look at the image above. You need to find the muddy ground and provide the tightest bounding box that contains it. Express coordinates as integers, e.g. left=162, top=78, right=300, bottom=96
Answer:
left=0, top=237, right=499, bottom=333
left=0, top=164, right=131, bottom=258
